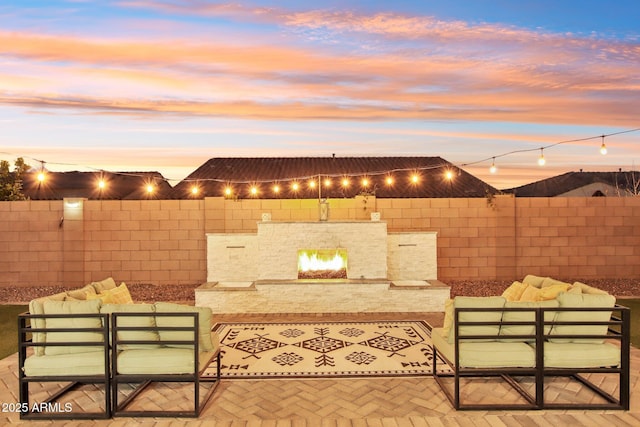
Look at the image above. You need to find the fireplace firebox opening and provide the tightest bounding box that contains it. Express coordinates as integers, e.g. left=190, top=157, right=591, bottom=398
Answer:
left=297, top=249, right=347, bottom=279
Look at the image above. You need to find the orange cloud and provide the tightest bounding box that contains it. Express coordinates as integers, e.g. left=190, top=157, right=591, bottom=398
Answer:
left=0, top=1, right=638, bottom=129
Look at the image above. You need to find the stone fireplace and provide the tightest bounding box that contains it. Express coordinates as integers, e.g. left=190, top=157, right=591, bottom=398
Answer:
left=196, top=220, right=449, bottom=313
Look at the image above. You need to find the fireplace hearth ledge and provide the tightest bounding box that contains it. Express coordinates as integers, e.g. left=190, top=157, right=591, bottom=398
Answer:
left=195, top=279, right=450, bottom=313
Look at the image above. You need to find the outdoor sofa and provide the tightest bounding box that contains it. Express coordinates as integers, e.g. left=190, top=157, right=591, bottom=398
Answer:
left=18, top=277, right=221, bottom=419
left=432, top=275, right=630, bottom=410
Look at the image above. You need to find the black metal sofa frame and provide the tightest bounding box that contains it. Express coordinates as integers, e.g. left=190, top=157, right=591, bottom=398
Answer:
left=18, top=312, right=112, bottom=420
left=18, top=310, right=221, bottom=419
left=111, top=311, right=221, bottom=417
left=432, top=304, right=631, bottom=410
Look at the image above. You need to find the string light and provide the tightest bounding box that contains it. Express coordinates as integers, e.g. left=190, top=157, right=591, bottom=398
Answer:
left=341, top=177, right=350, bottom=187
left=537, top=148, right=546, bottom=166
left=98, top=179, right=106, bottom=190
left=146, top=184, right=154, bottom=194
left=4, top=127, right=638, bottom=197
left=362, top=178, right=369, bottom=188
left=291, top=182, right=299, bottom=191
left=445, top=170, right=454, bottom=181
left=250, top=186, right=258, bottom=196
left=600, top=135, right=607, bottom=155
left=308, top=179, right=316, bottom=189
left=190, top=185, right=199, bottom=195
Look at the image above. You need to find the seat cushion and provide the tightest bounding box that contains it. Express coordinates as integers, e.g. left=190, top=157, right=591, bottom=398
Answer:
left=23, top=351, right=106, bottom=376
left=42, top=299, right=104, bottom=356
left=544, top=342, right=621, bottom=368
left=116, top=348, right=215, bottom=375
left=433, top=330, right=535, bottom=368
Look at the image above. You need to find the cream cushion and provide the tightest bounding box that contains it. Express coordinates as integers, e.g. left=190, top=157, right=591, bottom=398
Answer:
left=91, top=277, right=117, bottom=293
left=101, top=303, right=160, bottom=349
left=115, top=348, right=215, bottom=375
left=447, top=296, right=506, bottom=344
left=28, top=291, right=67, bottom=356
left=544, top=342, right=620, bottom=368
left=41, top=299, right=104, bottom=356
left=499, top=300, right=559, bottom=341
left=432, top=329, right=535, bottom=368
left=440, top=298, right=454, bottom=338
left=23, top=351, right=107, bottom=376
left=154, top=302, right=215, bottom=351
left=572, top=281, right=609, bottom=295
left=549, top=293, right=616, bottom=343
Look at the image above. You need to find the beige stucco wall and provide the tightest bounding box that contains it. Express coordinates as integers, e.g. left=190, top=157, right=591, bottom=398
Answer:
left=1, top=195, right=639, bottom=287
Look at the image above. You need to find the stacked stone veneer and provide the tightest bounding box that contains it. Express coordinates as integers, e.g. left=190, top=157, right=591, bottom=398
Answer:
left=206, top=221, right=437, bottom=282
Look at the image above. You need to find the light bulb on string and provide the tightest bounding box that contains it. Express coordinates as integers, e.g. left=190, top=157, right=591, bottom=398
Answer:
left=600, top=135, right=607, bottom=155
left=538, top=148, right=546, bottom=166
left=489, top=157, right=497, bottom=174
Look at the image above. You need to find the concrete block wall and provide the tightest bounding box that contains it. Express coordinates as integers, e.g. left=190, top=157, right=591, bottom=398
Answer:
left=1, top=195, right=640, bottom=288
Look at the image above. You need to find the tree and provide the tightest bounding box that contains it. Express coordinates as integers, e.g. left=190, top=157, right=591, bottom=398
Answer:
left=0, top=157, right=31, bottom=201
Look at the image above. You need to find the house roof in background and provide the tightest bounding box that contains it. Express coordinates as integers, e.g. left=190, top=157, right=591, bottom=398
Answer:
left=171, top=156, right=497, bottom=199
left=506, top=171, right=640, bottom=197
left=22, top=171, right=172, bottom=200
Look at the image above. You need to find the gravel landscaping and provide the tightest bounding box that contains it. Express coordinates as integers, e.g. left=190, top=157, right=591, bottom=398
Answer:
left=1, top=278, right=639, bottom=306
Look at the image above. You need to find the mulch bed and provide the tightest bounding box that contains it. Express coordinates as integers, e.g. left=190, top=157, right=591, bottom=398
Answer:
left=1, top=279, right=639, bottom=306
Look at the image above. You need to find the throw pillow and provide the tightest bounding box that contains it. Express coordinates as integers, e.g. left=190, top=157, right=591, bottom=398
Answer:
left=519, top=285, right=542, bottom=302
left=501, top=281, right=528, bottom=302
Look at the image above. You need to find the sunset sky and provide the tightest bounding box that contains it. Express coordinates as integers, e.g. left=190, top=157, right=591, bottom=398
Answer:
left=1, top=0, right=639, bottom=190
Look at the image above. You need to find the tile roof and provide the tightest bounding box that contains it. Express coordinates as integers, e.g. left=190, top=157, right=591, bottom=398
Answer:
left=22, top=171, right=172, bottom=200
left=171, top=156, right=497, bottom=199
left=506, top=171, right=640, bottom=197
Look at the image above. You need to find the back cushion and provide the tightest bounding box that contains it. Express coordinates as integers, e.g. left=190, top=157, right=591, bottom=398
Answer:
left=42, top=299, right=104, bottom=356
left=448, top=296, right=506, bottom=344
left=154, top=302, right=214, bottom=351
left=549, top=293, right=616, bottom=343
left=499, top=300, right=559, bottom=341
left=91, top=277, right=117, bottom=293
left=29, top=292, right=67, bottom=356
left=101, top=303, right=160, bottom=349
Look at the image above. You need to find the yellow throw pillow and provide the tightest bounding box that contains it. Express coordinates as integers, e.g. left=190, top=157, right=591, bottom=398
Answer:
left=501, top=281, right=528, bottom=302
left=519, top=285, right=542, bottom=302
left=538, top=283, right=570, bottom=300
left=88, top=283, right=133, bottom=304
left=441, top=299, right=454, bottom=338
left=541, top=277, right=571, bottom=289
left=522, top=275, right=546, bottom=288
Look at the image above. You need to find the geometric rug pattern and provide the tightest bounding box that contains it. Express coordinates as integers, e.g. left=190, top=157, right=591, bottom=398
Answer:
left=208, top=321, right=452, bottom=379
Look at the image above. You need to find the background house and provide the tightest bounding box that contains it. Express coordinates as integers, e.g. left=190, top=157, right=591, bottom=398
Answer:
left=170, top=156, right=497, bottom=199
left=22, top=171, right=172, bottom=200
left=506, top=171, right=640, bottom=197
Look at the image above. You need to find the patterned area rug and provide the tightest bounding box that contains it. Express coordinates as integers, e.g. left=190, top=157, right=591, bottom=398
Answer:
left=207, top=321, right=452, bottom=379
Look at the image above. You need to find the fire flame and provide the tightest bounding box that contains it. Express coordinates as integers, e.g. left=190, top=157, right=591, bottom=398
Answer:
left=298, top=250, right=346, bottom=272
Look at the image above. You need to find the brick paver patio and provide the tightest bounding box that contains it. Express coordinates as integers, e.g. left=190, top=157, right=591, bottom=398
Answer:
left=2, top=312, right=639, bottom=426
